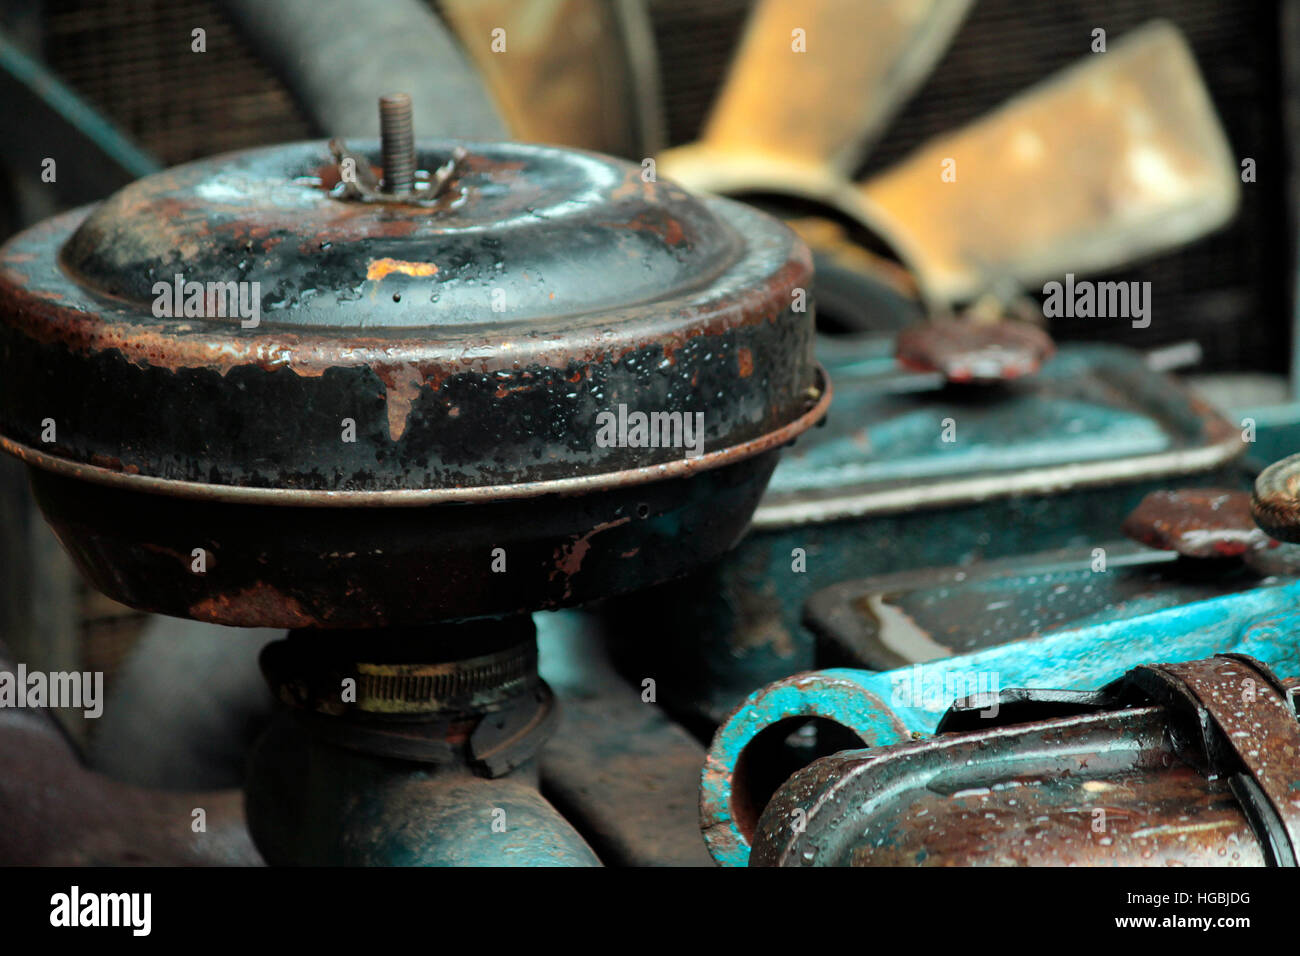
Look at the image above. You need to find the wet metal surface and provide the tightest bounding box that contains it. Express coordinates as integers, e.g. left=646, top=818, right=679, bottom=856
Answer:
left=0, top=140, right=816, bottom=492
left=1124, top=488, right=1276, bottom=558
left=751, top=655, right=1300, bottom=866
left=895, top=317, right=1055, bottom=384
left=0, top=137, right=823, bottom=629
left=701, top=580, right=1300, bottom=866
left=610, top=339, right=1246, bottom=729
left=762, top=340, right=1241, bottom=526
left=805, top=542, right=1297, bottom=672
left=27, top=443, right=783, bottom=628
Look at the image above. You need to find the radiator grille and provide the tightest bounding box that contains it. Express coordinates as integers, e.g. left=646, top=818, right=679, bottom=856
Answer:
left=42, top=0, right=310, bottom=166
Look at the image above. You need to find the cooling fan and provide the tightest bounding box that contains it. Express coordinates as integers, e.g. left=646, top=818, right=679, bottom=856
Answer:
left=443, top=1, right=1241, bottom=342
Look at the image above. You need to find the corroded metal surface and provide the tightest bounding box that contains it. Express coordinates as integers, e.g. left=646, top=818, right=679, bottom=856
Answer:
left=1253, top=453, right=1300, bottom=543
left=1125, top=488, right=1277, bottom=558
left=804, top=542, right=1292, bottom=673
left=751, top=705, right=1266, bottom=867
left=751, top=655, right=1300, bottom=867
left=895, top=317, right=1055, bottom=384
left=0, top=136, right=824, bottom=628
left=0, top=140, right=816, bottom=492
left=26, top=441, right=783, bottom=628
left=701, top=581, right=1300, bottom=866
left=258, top=621, right=555, bottom=775
left=610, top=341, right=1244, bottom=734
left=1126, top=655, right=1300, bottom=864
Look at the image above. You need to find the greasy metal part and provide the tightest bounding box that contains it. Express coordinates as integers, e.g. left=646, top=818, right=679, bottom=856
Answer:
left=659, top=0, right=973, bottom=199
left=0, top=28, right=159, bottom=208
left=700, top=580, right=1300, bottom=866
left=751, top=655, right=1300, bottom=867
left=440, top=0, right=664, bottom=158
left=3, top=378, right=828, bottom=507
left=244, top=618, right=596, bottom=866
left=857, top=21, right=1241, bottom=304
left=804, top=542, right=1296, bottom=674
left=217, top=0, right=507, bottom=141
left=607, top=340, right=1244, bottom=730
left=263, top=620, right=539, bottom=717
left=378, top=94, right=416, bottom=195
left=537, top=611, right=714, bottom=866
left=1123, top=655, right=1300, bottom=864
left=25, top=440, right=782, bottom=629
left=0, top=141, right=816, bottom=492
left=327, top=136, right=471, bottom=207
left=1253, top=453, right=1300, bottom=542
left=1124, top=488, right=1277, bottom=558
left=0, top=135, right=823, bottom=628
left=895, top=316, right=1056, bottom=384
left=246, top=715, right=598, bottom=866
left=759, top=343, right=1241, bottom=529
left=258, top=620, right=554, bottom=774
left=0, top=643, right=261, bottom=866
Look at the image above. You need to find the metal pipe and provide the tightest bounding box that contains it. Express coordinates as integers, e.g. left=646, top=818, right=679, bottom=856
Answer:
left=0, top=640, right=262, bottom=865
left=217, top=0, right=507, bottom=140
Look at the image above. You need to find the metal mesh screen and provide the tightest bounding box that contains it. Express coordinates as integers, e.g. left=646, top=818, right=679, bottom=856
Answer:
left=42, top=0, right=310, bottom=166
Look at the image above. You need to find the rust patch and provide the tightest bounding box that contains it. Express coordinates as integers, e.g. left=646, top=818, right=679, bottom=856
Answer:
left=1125, top=489, right=1276, bottom=558
left=366, top=257, right=440, bottom=281
left=549, top=515, right=633, bottom=600
left=896, top=317, right=1055, bottom=384
left=374, top=363, right=427, bottom=441
left=189, top=581, right=317, bottom=628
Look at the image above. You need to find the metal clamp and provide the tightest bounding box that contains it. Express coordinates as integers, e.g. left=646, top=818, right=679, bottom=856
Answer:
left=1117, top=654, right=1300, bottom=866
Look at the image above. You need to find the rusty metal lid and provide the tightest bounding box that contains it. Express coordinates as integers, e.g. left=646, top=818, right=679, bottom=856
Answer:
left=0, top=139, right=818, bottom=498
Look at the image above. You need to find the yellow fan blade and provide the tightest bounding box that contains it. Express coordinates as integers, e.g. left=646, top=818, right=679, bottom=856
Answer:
left=441, top=0, right=661, bottom=157
left=660, top=0, right=972, bottom=200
